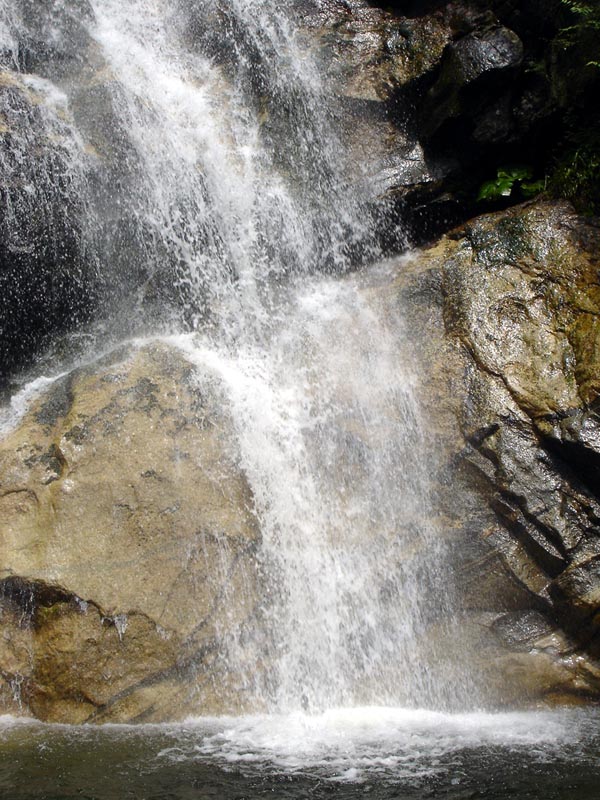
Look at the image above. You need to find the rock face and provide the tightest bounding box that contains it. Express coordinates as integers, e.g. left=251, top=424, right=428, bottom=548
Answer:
left=402, top=200, right=600, bottom=703
left=295, top=0, right=457, bottom=228
left=0, top=65, right=96, bottom=384
left=0, top=343, right=262, bottom=723
left=297, top=0, right=599, bottom=241
left=2, top=203, right=600, bottom=721
left=0, top=1, right=180, bottom=388
left=420, top=24, right=524, bottom=141
left=296, top=1, right=452, bottom=102
left=1, top=0, right=600, bottom=721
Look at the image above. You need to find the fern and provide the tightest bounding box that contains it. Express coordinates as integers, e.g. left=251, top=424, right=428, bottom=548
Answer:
left=560, top=1, right=600, bottom=42
left=556, top=0, right=600, bottom=75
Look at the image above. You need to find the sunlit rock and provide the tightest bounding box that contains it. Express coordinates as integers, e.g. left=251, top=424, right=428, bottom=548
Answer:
left=0, top=343, right=262, bottom=723
left=408, top=199, right=600, bottom=702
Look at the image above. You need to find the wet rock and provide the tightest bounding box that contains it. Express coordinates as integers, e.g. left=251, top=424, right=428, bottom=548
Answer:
left=385, top=199, right=600, bottom=705
left=426, top=200, right=600, bottom=699
left=298, top=2, right=451, bottom=102
left=0, top=342, right=263, bottom=723
left=292, top=2, right=459, bottom=237
left=0, top=3, right=168, bottom=388
left=421, top=25, right=524, bottom=139
left=552, top=556, right=600, bottom=622
left=0, top=72, right=97, bottom=387
left=293, top=3, right=549, bottom=243
left=9, top=0, right=95, bottom=79
left=370, top=231, right=600, bottom=707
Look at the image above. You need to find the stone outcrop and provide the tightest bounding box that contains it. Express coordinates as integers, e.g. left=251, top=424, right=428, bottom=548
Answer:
left=0, top=66, right=96, bottom=384
left=297, top=1, right=452, bottom=102
left=397, top=199, right=600, bottom=704
left=2, top=202, right=600, bottom=719
left=295, top=0, right=456, bottom=226
left=296, top=0, right=599, bottom=241
left=0, top=343, right=263, bottom=723
left=0, top=1, right=176, bottom=388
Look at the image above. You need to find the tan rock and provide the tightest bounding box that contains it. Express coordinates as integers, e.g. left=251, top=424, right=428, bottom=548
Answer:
left=426, top=201, right=600, bottom=701
left=382, top=200, right=600, bottom=705
left=0, top=342, right=262, bottom=723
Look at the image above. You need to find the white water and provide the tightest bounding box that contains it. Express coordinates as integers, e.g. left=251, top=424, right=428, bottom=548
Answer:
left=181, top=706, right=574, bottom=780
left=84, top=0, right=375, bottom=336
left=82, top=0, right=469, bottom=712
left=0, top=0, right=470, bottom=715
left=2, top=706, right=597, bottom=788
left=171, top=264, right=466, bottom=712
left=0, top=373, right=65, bottom=435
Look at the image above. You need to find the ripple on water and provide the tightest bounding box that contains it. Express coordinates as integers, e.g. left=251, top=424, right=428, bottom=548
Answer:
left=2, top=706, right=599, bottom=800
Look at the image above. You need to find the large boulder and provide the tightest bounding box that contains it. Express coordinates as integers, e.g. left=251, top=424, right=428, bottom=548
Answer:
left=0, top=342, right=262, bottom=723
left=400, top=199, right=600, bottom=703
left=3, top=203, right=600, bottom=720
left=420, top=24, right=524, bottom=141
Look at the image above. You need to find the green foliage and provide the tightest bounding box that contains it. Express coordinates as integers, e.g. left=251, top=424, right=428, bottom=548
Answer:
left=550, top=144, right=600, bottom=214
left=559, top=0, right=600, bottom=67
left=478, top=166, right=545, bottom=202
left=561, top=0, right=600, bottom=28
left=476, top=1, right=600, bottom=215
left=547, top=0, right=600, bottom=213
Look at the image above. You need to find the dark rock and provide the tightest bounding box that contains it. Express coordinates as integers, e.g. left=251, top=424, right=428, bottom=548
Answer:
left=552, top=556, right=600, bottom=624
left=537, top=408, right=600, bottom=499
left=491, top=609, right=558, bottom=649
left=422, top=26, right=524, bottom=140
left=0, top=2, right=173, bottom=387
left=297, top=0, right=452, bottom=102
left=0, top=75, right=98, bottom=387
left=9, top=0, right=95, bottom=79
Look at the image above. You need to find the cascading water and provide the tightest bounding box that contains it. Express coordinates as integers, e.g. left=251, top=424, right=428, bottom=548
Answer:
left=0, top=0, right=100, bottom=376
left=83, top=0, right=382, bottom=338
left=176, top=270, right=465, bottom=712
left=0, top=0, right=468, bottom=714
left=4, top=5, right=600, bottom=797
left=83, top=0, right=468, bottom=711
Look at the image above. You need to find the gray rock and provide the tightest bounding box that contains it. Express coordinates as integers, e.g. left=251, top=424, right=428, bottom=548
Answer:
left=422, top=26, right=524, bottom=139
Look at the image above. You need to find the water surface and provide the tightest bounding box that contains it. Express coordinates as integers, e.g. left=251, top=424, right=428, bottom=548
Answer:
left=2, top=707, right=599, bottom=799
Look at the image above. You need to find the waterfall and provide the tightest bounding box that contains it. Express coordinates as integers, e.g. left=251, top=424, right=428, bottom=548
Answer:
left=175, top=269, right=465, bottom=712
left=0, top=0, right=470, bottom=713
left=84, top=0, right=379, bottom=339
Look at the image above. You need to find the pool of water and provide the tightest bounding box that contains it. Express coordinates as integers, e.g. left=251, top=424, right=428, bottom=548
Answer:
left=1, top=707, right=599, bottom=799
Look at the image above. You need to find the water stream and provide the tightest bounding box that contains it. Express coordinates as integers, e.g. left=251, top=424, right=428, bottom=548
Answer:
left=172, top=265, right=463, bottom=713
